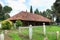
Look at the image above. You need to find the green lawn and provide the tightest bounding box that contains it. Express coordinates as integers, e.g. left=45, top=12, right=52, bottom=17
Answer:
left=8, top=25, right=60, bottom=40
left=8, top=33, right=22, bottom=40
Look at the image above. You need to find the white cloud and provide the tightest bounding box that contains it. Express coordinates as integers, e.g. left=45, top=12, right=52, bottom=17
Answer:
left=9, top=10, right=20, bottom=17
left=5, top=0, right=27, bottom=10
left=29, top=0, right=56, bottom=11
left=4, top=0, right=27, bottom=16
left=0, top=1, right=4, bottom=6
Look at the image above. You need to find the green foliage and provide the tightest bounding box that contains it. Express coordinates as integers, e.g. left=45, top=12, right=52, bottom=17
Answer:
left=0, top=4, right=12, bottom=20
left=53, top=0, right=60, bottom=22
left=56, top=18, right=60, bottom=23
left=0, top=4, right=2, bottom=13
left=41, top=9, right=52, bottom=19
left=30, top=6, right=33, bottom=13
left=34, top=8, right=40, bottom=14
left=0, top=4, right=3, bottom=20
left=15, top=20, right=22, bottom=27
left=34, top=8, right=52, bottom=19
left=4, top=14, right=10, bottom=19
left=53, top=0, right=60, bottom=15
left=45, top=9, right=52, bottom=19
left=40, top=11, right=43, bottom=15
left=8, top=33, right=22, bottom=40
left=54, top=0, right=60, bottom=13
left=3, top=6, right=12, bottom=13
left=1, top=20, right=13, bottom=30
left=42, top=11, right=47, bottom=17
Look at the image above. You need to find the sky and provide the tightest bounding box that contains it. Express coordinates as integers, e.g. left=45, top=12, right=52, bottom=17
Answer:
left=0, top=0, right=56, bottom=17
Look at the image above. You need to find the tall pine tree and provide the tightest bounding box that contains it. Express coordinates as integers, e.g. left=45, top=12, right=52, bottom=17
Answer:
left=30, top=6, right=33, bottom=13
left=34, top=8, right=40, bottom=14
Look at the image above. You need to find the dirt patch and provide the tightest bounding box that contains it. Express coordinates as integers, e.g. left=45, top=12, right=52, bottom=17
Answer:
left=19, top=33, right=29, bottom=39
left=4, top=34, right=12, bottom=40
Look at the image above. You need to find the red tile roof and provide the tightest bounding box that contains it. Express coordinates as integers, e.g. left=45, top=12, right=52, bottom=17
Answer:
left=7, top=11, right=52, bottom=22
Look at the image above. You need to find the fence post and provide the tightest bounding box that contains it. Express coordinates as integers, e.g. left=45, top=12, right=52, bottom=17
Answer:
left=43, top=23, right=46, bottom=36
left=29, top=25, right=32, bottom=40
left=0, top=33, right=4, bottom=40
left=0, top=22, right=1, bottom=28
left=56, top=31, right=59, bottom=40
left=19, top=27, right=21, bottom=33
left=43, top=23, right=48, bottom=40
left=14, top=23, right=16, bottom=29
left=4, top=30, right=8, bottom=34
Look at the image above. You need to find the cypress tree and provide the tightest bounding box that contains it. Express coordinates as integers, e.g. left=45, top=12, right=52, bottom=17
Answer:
left=30, top=6, right=33, bottom=13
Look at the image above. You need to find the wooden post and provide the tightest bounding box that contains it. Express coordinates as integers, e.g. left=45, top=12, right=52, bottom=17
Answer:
left=56, top=31, right=59, bottom=40
left=0, top=33, right=4, bottom=40
left=43, top=23, right=47, bottom=40
left=4, top=30, right=8, bottom=34
left=43, top=23, right=46, bottom=36
left=0, top=22, right=1, bottom=28
left=29, top=25, right=32, bottom=40
left=14, top=23, right=16, bottom=29
left=19, top=27, right=21, bottom=33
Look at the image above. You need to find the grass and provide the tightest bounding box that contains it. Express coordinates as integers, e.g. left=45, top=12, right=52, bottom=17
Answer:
left=8, top=25, right=60, bottom=40
left=8, top=33, right=22, bottom=40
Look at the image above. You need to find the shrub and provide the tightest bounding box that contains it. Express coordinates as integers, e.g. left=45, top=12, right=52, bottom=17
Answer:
left=1, top=20, right=13, bottom=30
left=15, top=20, right=22, bottom=27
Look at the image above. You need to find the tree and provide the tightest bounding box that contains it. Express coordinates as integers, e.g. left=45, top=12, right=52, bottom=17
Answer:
left=39, top=11, right=43, bottom=15
left=42, top=11, right=47, bottom=17
left=53, top=0, right=60, bottom=17
left=0, top=4, right=12, bottom=20
left=41, top=9, right=52, bottom=19
left=0, top=4, right=4, bottom=20
left=54, top=0, right=60, bottom=13
left=34, top=8, right=40, bottom=14
left=1, top=20, right=13, bottom=30
left=0, top=4, right=2, bottom=13
left=4, top=13, right=10, bottom=19
left=45, top=9, right=52, bottom=19
left=15, top=20, right=23, bottom=28
left=3, top=6, right=12, bottom=13
left=30, top=6, right=33, bottom=13
left=53, top=0, right=60, bottom=23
